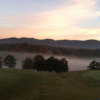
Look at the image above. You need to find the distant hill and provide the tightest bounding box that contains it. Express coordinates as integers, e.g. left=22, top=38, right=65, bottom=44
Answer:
left=0, top=37, right=100, bottom=49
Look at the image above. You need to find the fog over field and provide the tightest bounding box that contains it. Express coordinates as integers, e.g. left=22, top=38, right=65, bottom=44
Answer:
left=0, top=51, right=100, bottom=71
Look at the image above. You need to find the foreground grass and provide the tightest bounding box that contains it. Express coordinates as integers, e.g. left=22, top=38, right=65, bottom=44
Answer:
left=0, top=69, right=100, bottom=100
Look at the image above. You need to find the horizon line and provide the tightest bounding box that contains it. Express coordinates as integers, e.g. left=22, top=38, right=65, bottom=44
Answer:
left=0, top=37, right=100, bottom=42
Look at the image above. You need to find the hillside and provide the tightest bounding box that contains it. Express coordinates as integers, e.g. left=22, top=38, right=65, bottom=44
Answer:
left=0, top=37, right=100, bottom=49
left=0, top=69, right=100, bottom=100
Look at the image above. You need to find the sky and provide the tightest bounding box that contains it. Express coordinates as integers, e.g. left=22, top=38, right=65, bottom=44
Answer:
left=0, top=0, right=100, bottom=40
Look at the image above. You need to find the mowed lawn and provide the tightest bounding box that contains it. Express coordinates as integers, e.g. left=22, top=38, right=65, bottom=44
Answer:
left=0, top=70, right=100, bottom=100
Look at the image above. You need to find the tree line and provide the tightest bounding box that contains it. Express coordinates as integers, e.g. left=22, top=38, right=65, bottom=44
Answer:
left=0, top=43, right=100, bottom=57
left=0, top=55, right=68, bottom=73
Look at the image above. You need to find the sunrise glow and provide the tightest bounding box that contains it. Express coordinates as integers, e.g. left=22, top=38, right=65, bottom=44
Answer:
left=0, top=0, right=100, bottom=40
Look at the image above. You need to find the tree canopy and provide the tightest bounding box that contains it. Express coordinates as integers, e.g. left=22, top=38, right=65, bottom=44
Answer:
left=22, top=57, right=33, bottom=70
left=88, top=60, right=100, bottom=70
left=22, top=55, right=69, bottom=73
left=3, top=55, right=16, bottom=68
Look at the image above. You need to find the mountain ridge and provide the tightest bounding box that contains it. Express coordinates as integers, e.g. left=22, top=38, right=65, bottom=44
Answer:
left=0, top=37, right=100, bottom=49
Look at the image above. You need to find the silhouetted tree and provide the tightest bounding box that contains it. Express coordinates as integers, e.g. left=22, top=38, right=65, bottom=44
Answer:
left=60, top=58, right=68, bottom=72
left=33, top=55, right=45, bottom=71
left=45, top=57, right=68, bottom=73
left=88, top=60, right=100, bottom=70
left=4, top=55, right=16, bottom=68
left=23, top=55, right=69, bottom=73
left=46, top=56, right=56, bottom=72
left=22, top=57, right=33, bottom=70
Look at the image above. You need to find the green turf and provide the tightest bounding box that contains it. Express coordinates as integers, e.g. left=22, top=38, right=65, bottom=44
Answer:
left=0, top=69, right=100, bottom=100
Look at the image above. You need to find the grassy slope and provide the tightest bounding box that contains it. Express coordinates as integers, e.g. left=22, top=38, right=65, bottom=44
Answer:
left=0, top=70, right=100, bottom=100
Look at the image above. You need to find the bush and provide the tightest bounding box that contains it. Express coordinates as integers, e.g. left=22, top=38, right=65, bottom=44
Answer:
left=3, top=55, right=16, bottom=68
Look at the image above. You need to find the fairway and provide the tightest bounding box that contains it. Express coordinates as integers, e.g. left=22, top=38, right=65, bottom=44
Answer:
left=0, top=69, right=100, bottom=100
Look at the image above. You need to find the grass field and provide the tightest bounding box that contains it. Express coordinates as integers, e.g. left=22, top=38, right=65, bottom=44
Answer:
left=0, top=69, right=100, bottom=100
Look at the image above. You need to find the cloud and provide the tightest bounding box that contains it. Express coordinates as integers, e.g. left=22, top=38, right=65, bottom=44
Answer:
left=35, top=0, right=99, bottom=29
left=30, top=0, right=100, bottom=39
left=0, top=0, right=100, bottom=40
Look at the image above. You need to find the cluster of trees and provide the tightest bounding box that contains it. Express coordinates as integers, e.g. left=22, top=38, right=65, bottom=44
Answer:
left=88, top=60, right=100, bottom=70
left=0, top=55, right=68, bottom=73
left=23, top=55, right=68, bottom=73
left=0, top=43, right=100, bottom=57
